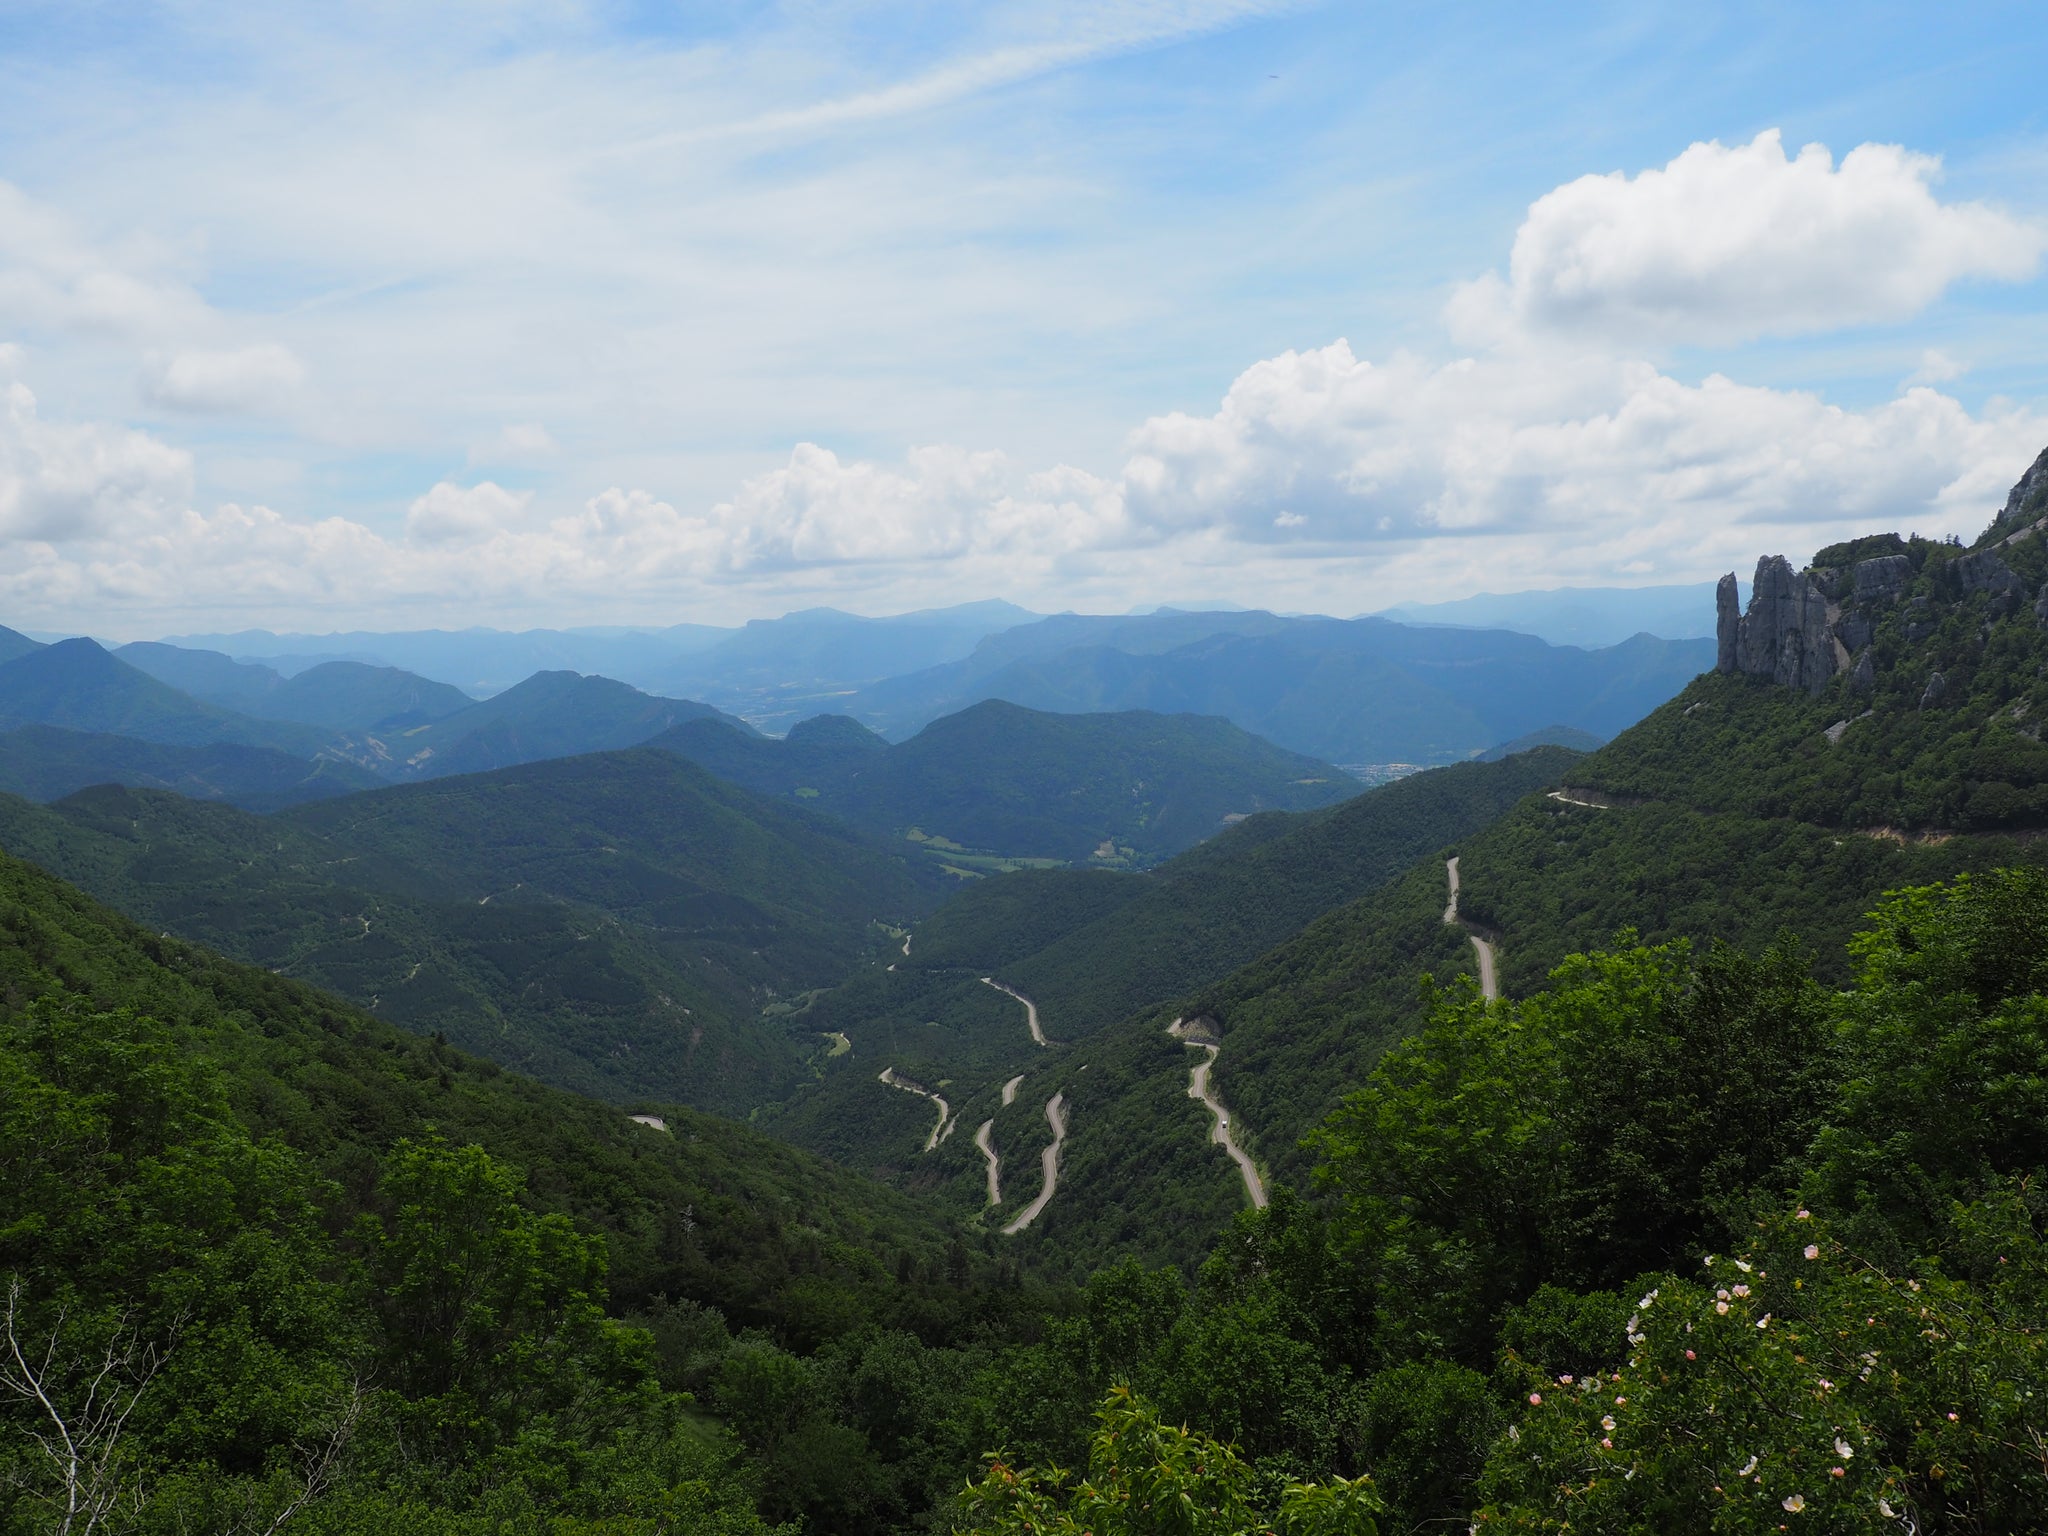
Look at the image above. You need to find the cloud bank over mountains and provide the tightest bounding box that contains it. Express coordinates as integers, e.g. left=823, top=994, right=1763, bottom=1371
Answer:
left=1, top=125, right=2044, bottom=630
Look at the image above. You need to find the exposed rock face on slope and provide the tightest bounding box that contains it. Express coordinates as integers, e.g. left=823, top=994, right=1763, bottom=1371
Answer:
left=1717, top=555, right=1841, bottom=694
left=1716, top=447, right=2048, bottom=701
left=1995, top=443, right=2048, bottom=536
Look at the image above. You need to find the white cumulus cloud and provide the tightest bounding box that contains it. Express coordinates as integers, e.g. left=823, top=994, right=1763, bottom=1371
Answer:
left=405, top=480, right=532, bottom=544
left=1451, top=130, right=2047, bottom=346
left=7, top=126, right=2048, bottom=629
left=0, top=379, right=193, bottom=544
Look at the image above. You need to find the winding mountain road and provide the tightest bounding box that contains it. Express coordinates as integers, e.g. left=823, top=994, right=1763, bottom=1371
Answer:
left=1001, top=1073, right=1025, bottom=1105
left=1168, top=1020, right=1268, bottom=1208
left=974, top=1119, right=1001, bottom=1205
left=1443, top=856, right=1499, bottom=1001
left=982, top=979, right=1048, bottom=1046
left=878, top=1067, right=953, bottom=1151
left=1001, top=1093, right=1068, bottom=1235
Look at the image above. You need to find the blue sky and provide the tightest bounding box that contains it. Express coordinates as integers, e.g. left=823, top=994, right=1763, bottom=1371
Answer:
left=2, top=1, right=2047, bottom=634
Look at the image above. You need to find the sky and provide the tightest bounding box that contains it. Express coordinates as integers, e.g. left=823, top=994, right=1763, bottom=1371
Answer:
left=4, top=1, right=2048, bottom=637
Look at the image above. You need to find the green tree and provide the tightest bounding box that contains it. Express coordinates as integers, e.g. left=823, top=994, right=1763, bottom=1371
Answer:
left=1474, top=1199, right=2048, bottom=1533
left=358, top=1137, right=652, bottom=1486
left=959, top=1387, right=1383, bottom=1536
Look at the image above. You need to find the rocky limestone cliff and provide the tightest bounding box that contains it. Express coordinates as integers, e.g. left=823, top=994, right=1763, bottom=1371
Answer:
left=1716, top=555, right=1841, bottom=694
left=1995, top=443, right=2048, bottom=537
left=1716, top=445, right=2048, bottom=699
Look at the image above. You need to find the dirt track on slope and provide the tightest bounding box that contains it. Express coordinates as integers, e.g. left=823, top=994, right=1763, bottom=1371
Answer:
left=1443, top=856, right=1499, bottom=1001
left=1167, top=1019, right=1268, bottom=1208
left=974, top=1119, right=1001, bottom=1205
left=1001, top=1093, right=1067, bottom=1235
left=981, top=978, right=1048, bottom=1046
left=878, top=1067, right=953, bottom=1150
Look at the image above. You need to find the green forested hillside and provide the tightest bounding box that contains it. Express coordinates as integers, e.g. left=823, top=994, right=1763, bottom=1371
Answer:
left=1026, top=709, right=2043, bottom=1280
left=966, top=873, right=2048, bottom=1535
left=118, top=638, right=289, bottom=712
left=254, top=658, right=475, bottom=731
left=0, top=749, right=940, bottom=1116
left=0, top=840, right=1080, bottom=1534
left=1567, top=533, right=2048, bottom=830
left=387, top=671, right=744, bottom=780
left=0, top=638, right=337, bottom=757
left=660, top=699, right=1360, bottom=866
left=0, top=722, right=383, bottom=809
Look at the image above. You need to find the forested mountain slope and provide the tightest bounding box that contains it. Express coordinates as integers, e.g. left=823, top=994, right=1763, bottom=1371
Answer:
left=659, top=699, right=1359, bottom=866
left=0, top=839, right=1061, bottom=1534
left=0, top=749, right=939, bottom=1115
left=379, top=669, right=746, bottom=779
left=0, top=637, right=337, bottom=756
left=0, top=723, right=382, bottom=809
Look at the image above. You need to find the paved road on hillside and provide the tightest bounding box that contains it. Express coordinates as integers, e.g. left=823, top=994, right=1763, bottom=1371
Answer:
left=1443, top=856, right=1499, bottom=1001
left=1168, top=1019, right=1268, bottom=1208
left=974, top=1119, right=1001, bottom=1205
left=1001, top=1093, right=1067, bottom=1235
left=878, top=1067, right=953, bottom=1150
left=982, top=978, right=1048, bottom=1046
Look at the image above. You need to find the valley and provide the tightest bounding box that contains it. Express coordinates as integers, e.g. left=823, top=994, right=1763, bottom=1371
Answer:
left=16, top=17, right=2048, bottom=1530
left=8, top=472, right=2048, bottom=1533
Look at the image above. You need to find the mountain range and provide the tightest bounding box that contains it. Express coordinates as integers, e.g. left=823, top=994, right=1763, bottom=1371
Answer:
left=835, top=611, right=1712, bottom=764
left=13, top=461, right=2047, bottom=1531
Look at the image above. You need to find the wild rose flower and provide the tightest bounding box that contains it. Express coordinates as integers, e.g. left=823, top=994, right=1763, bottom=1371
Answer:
left=1783, top=1493, right=1806, bottom=1512
left=1805, top=1244, right=1820, bottom=1260
left=1716, top=1301, right=1730, bottom=1314
left=1528, top=1392, right=1541, bottom=1405
left=1835, top=1438, right=1853, bottom=1459
left=1601, top=1416, right=1616, bottom=1432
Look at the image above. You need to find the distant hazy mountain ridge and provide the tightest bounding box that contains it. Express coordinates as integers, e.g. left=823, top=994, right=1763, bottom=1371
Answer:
left=843, top=613, right=1712, bottom=764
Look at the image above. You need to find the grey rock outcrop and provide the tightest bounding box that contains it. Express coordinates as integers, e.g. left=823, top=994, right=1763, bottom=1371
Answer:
left=1950, top=548, right=2023, bottom=596
left=1716, top=555, right=1841, bottom=695
left=2037, top=583, right=2048, bottom=628
left=1920, top=671, right=1948, bottom=710
left=1836, top=613, right=1874, bottom=652
left=1849, top=649, right=1876, bottom=694
left=1997, top=444, right=2048, bottom=535
left=1852, top=554, right=1912, bottom=603
left=1715, top=573, right=1740, bottom=673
